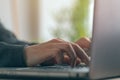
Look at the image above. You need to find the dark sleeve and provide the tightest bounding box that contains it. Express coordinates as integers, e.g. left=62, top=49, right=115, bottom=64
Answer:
left=0, top=42, right=27, bottom=67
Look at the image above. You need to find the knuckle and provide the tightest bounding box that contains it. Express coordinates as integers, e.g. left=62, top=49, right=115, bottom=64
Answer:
left=72, top=43, right=77, bottom=47
left=52, top=38, right=59, bottom=41
left=51, top=38, right=64, bottom=43
left=82, top=37, right=91, bottom=42
left=74, top=43, right=82, bottom=49
left=71, top=43, right=81, bottom=50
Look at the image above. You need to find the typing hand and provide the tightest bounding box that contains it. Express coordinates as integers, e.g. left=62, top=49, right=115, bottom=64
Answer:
left=63, top=37, right=91, bottom=65
left=25, top=39, right=89, bottom=67
left=75, top=37, right=91, bottom=56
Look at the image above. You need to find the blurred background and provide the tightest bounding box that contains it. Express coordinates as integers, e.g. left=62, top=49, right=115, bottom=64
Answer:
left=0, top=0, right=94, bottom=43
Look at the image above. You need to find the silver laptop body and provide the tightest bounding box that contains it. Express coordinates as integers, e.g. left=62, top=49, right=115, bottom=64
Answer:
left=0, top=0, right=120, bottom=79
left=90, top=0, right=120, bottom=79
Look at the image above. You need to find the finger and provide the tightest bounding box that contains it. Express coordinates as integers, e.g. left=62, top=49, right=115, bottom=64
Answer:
left=64, top=43, right=77, bottom=67
left=57, top=43, right=77, bottom=67
left=76, top=58, right=81, bottom=65
left=71, top=43, right=90, bottom=65
left=63, top=55, right=70, bottom=64
left=75, top=37, right=91, bottom=56
left=54, top=50, right=64, bottom=65
left=63, top=55, right=81, bottom=65
left=48, top=39, right=80, bottom=67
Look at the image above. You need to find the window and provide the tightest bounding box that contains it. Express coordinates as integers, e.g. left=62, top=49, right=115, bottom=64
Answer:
left=41, top=0, right=94, bottom=42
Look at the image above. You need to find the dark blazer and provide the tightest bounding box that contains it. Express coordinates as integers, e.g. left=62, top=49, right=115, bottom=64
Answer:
left=0, top=23, right=34, bottom=67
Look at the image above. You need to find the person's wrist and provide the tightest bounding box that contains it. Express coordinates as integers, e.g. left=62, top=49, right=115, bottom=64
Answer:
left=25, top=45, right=43, bottom=67
left=25, top=46, right=34, bottom=67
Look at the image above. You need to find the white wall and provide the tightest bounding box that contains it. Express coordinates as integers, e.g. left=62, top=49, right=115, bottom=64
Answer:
left=0, top=0, right=13, bottom=31
left=0, top=0, right=40, bottom=42
left=17, top=0, right=40, bottom=42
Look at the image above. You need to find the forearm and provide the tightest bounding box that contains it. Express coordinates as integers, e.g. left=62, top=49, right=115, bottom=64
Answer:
left=0, top=42, right=27, bottom=67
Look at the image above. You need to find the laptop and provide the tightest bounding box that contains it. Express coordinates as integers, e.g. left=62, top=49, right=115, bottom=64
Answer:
left=0, top=0, right=120, bottom=79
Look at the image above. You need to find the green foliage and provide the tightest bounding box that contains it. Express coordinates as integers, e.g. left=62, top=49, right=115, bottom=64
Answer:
left=52, top=0, right=90, bottom=42
left=70, top=0, right=90, bottom=41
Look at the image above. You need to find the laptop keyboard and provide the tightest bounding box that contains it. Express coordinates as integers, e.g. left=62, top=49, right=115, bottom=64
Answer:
left=35, top=63, right=88, bottom=70
left=13, top=63, right=89, bottom=72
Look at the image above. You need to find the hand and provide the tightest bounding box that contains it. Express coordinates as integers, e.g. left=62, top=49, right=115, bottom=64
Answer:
left=25, top=39, right=89, bottom=67
left=63, top=37, right=91, bottom=65
left=75, top=37, right=91, bottom=56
